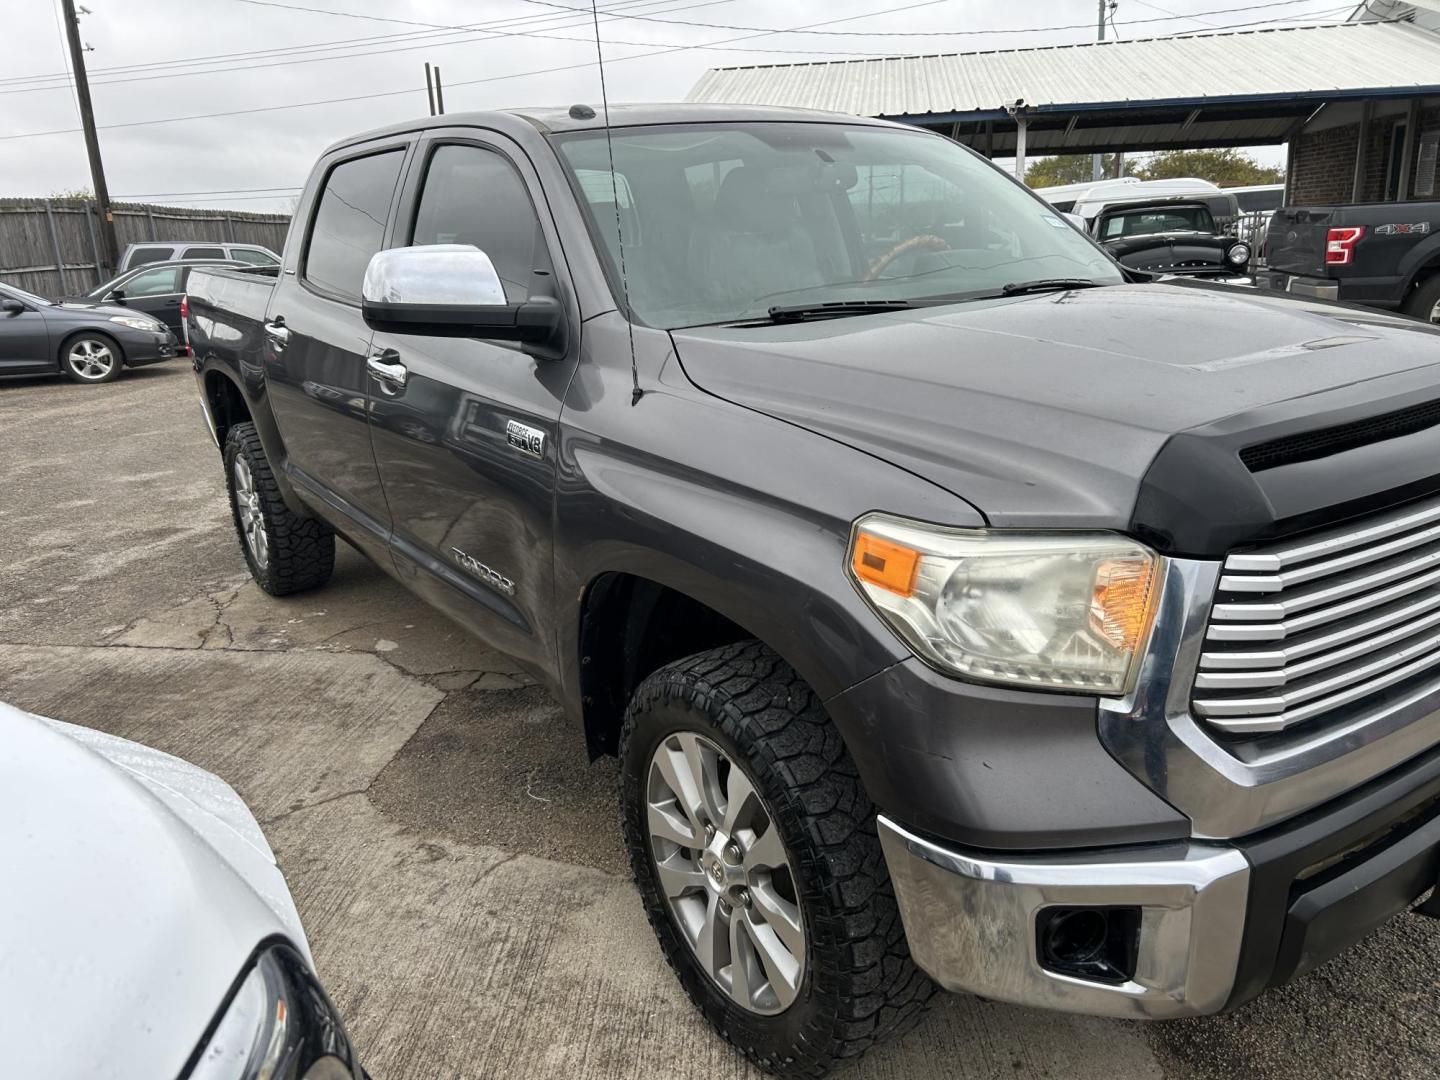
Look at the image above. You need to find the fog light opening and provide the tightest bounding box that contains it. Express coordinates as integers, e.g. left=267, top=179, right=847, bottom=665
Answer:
left=1037, top=906, right=1140, bottom=986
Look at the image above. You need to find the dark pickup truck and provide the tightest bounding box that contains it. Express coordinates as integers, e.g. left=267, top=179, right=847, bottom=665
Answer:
left=1259, top=201, right=1440, bottom=321
left=189, top=104, right=1440, bottom=1076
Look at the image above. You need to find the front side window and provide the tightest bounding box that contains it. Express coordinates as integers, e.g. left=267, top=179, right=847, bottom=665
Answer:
left=555, top=122, right=1120, bottom=329
left=119, top=266, right=182, bottom=296
left=305, top=149, right=405, bottom=301
left=410, top=144, right=550, bottom=303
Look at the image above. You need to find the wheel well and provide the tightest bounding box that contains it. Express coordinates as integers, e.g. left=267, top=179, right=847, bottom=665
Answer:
left=205, top=371, right=252, bottom=446
left=578, top=573, right=751, bottom=758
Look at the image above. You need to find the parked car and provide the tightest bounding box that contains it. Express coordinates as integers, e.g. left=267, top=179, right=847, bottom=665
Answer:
left=1228, top=183, right=1286, bottom=214
left=0, top=280, right=176, bottom=384
left=1093, top=197, right=1251, bottom=278
left=119, top=241, right=280, bottom=272
left=1036, top=175, right=1240, bottom=231
left=0, top=700, right=365, bottom=1080
left=1258, top=200, right=1440, bottom=321
left=63, top=259, right=242, bottom=340
left=189, top=104, right=1440, bottom=1077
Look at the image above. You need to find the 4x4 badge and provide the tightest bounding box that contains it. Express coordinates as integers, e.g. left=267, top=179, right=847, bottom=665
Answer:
left=506, top=419, right=545, bottom=459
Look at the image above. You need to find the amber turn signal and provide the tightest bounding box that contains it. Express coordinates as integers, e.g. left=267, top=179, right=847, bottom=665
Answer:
left=1089, top=557, right=1157, bottom=651
left=852, top=532, right=921, bottom=597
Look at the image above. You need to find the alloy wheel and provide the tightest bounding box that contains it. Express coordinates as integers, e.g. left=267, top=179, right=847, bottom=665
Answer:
left=67, top=338, right=115, bottom=380
left=232, top=455, right=269, bottom=569
left=645, top=731, right=805, bottom=1015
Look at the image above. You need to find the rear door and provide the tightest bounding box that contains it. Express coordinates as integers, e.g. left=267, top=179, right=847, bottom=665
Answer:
left=264, top=138, right=412, bottom=563
left=366, top=133, right=579, bottom=673
left=111, top=264, right=185, bottom=336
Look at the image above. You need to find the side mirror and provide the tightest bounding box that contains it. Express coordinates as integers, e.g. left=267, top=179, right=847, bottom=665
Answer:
left=109, top=288, right=127, bottom=304
left=1, top=298, right=23, bottom=315
left=361, top=244, right=565, bottom=358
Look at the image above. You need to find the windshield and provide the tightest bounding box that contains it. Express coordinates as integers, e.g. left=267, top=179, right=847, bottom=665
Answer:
left=554, top=122, right=1121, bottom=328
left=1100, top=205, right=1216, bottom=239
left=0, top=283, right=53, bottom=307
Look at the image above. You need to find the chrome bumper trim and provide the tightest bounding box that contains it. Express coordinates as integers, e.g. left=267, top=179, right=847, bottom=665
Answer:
left=877, top=816, right=1249, bottom=1019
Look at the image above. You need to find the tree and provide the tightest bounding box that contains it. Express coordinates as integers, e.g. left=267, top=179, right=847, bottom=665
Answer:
left=1024, top=154, right=1130, bottom=188
left=1131, top=148, right=1283, bottom=187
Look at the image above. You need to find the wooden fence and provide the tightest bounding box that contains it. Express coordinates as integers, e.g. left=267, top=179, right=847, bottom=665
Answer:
left=0, top=198, right=291, bottom=297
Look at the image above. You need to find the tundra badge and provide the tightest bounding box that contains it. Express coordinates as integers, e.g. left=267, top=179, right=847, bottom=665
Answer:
left=451, top=547, right=516, bottom=595
left=506, top=419, right=545, bottom=459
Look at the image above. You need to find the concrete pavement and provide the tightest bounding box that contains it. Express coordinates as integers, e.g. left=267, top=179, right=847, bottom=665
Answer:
left=2, top=362, right=1437, bottom=1078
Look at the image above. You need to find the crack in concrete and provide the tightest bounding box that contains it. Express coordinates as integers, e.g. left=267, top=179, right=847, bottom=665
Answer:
left=259, top=786, right=372, bottom=826
left=200, top=587, right=240, bottom=650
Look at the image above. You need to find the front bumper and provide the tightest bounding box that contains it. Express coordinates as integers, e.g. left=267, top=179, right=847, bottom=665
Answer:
left=880, top=741, right=1440, bottom=1018
left=117, top=327, right=178, bottom=367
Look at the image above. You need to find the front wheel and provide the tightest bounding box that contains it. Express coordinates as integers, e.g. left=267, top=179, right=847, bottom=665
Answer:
left=61, top=332, right=123, bottom=384
left=223, top=422, right=335, bottom=595
left=619, top=641, right=934, bottom=1078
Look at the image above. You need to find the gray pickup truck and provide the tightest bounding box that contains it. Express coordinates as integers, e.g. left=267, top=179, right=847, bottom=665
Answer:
left=188, top=104, right=1440, bottom=1076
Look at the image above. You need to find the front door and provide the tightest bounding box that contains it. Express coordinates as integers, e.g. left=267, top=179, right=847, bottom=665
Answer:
left=264, top=141, right=410, bottom=561
left=0, top=289, right=56, bottom=374
left=368, top=136, right=579, bottom=675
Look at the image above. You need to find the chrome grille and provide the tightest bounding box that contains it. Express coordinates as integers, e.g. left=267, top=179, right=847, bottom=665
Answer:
left=1195, top=494, right=1440, bottom=734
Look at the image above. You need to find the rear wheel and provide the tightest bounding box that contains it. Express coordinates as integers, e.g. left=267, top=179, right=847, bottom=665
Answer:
left=619, top=641, right=934, bottom=1078
left=223, top=422, right=335, bottom=595
left=1402, top=274, right=1440, bottom=324
left=61, top=332, right=122, bottom=384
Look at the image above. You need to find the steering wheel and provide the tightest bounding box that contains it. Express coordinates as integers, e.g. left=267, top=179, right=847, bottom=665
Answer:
left=865, top=234, right=952, bottom=281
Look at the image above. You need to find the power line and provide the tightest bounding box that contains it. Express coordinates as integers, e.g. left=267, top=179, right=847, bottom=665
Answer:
left=0, top=0, right=954, bottom=142
left=0, top=0, right=704, bottom=88
left=507, top=0, right=1343, bottom=34
left=115, top=185, right=303, bottom=198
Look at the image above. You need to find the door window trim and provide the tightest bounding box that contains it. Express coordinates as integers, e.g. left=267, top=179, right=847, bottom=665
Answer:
left=298, top=138, right=415, bottom=308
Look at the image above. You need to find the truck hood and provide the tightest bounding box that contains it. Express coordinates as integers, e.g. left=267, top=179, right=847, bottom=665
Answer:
left=669, top=282, right=1440, bottom=530
left=0, top=702, right=308, bottom=1080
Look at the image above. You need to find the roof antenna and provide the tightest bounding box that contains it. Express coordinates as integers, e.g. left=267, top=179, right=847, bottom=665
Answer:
left=588, top=0, right=642, bottom=405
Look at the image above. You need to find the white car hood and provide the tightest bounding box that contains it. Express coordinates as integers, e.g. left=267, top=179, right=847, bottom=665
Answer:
left=0, top=703, right=308, bottom=1080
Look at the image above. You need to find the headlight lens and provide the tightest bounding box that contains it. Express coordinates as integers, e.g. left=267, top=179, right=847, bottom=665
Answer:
left=848, top=514, right=1160, bottom=694
left=109, top=315, right=163, bottom=331
left=1226, top=241, right=1251, bottom=265
left=190, top=944, right=359, bottom=1080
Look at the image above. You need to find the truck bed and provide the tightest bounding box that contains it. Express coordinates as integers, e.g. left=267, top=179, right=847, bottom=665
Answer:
left=186, top=265, right=276, bottom=365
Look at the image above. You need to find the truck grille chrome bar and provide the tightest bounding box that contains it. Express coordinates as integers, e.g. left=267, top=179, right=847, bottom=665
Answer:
left=1196, top=494, right=1440, bottom=734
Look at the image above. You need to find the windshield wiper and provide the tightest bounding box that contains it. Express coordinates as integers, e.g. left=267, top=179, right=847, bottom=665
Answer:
left=999, top=278, right=1106, bottom=296
left=761, top=299, right=918, bottom=324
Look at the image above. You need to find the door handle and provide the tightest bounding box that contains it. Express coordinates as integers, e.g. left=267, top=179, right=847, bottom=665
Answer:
left=367, top=351, right=408, bottom=392
left=264, top=317, right=290, bottom=353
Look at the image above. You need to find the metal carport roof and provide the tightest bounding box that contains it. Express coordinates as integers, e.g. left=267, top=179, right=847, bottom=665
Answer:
left=685, top=20, right=1440, bottom=155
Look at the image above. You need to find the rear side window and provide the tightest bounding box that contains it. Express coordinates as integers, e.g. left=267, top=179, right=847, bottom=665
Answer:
left=410, top=144, right=550, bottom=303
left=305, top=149, right=405, bottom=301
left=229, top=247, right=278, bottom=265
left=127, top=246, right=174, bottom=267
left=182, top=246, right=226, bottom=260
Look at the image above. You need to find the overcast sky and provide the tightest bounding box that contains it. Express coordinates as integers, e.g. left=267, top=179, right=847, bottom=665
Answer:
left=2, top=0, right=1333, bottom=211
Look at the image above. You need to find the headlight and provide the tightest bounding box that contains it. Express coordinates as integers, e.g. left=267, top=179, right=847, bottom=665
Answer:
left=190, top=943, right=360, bottom=1080
left=848, top=514, right=1160, bottom=694
left=109, top=315, right=163, bottom=331
left=1226, top=242, right=1251, bottom=265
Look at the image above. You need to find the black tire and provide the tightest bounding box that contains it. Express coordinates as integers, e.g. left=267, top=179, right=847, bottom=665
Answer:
left=1402, top=274, right=1440, bottom=324
left=60, top=331, right=124, bottom=384
left=223, top=421, right=334, bottom=595
left=619, top=641, right=935, bottom=1078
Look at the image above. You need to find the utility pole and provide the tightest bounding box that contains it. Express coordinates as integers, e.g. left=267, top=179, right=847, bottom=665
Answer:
left=60, top=0, right=119, bottom=276
left=424, top=62, right=436, bottom=116
left=433, top=66, right=445, bottom=115
left=1091, top=0, right=1107, bottom=182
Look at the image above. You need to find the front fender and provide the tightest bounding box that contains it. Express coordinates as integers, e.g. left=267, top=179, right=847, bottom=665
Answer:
left=552, top=317, right=982, bottom=723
